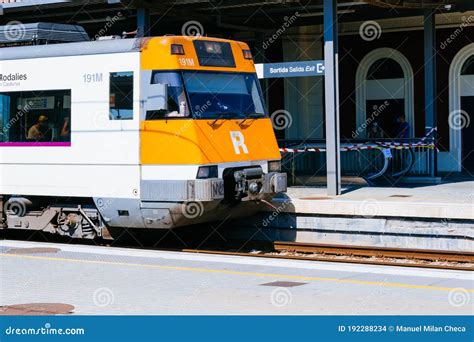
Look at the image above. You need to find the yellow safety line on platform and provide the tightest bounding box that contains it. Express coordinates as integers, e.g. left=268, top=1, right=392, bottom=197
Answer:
left=1, top=253, right=473, bottom=293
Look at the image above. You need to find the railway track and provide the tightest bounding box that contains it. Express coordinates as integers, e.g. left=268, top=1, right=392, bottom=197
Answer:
left=273, top=242, right=474, bottom=264
left=179, top=241, right=474, bottom=271
left=2, top=230, right=473, bottom=270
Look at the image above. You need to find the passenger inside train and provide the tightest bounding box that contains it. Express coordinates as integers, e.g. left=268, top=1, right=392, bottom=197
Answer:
left=26, top=114, right=52, bottom=142
left=0, top=90, right=71, bottom=143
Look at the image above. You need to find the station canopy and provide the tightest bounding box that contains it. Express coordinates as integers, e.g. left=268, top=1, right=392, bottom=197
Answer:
left=1, top=1, right=473, bottom=34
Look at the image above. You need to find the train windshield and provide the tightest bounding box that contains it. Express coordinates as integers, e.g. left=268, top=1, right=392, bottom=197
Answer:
left=182, top=72, right=266, bottom=119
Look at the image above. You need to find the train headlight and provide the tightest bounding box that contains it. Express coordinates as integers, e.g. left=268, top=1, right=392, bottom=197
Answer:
left=242, top=49, right=253, bottom=60
left=268, top=160, right=281, bottom=172
left=171, top=44, right=185, bottom=55
left=197, top=165, right=218, bottom=179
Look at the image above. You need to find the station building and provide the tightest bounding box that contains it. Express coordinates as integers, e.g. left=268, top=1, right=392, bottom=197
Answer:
left=1, top=0, right=473, bottom=181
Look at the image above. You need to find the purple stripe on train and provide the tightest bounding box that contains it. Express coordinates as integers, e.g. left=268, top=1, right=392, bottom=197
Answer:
left=0, top=142, right=71, bottom=147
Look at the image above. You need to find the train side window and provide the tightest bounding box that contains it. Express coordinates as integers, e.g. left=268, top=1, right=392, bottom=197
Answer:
left=146, top=72, right=190, bottom=120
left=109, top=72, right=134, bottom=120
left=0, top=90, right=71, bottom=144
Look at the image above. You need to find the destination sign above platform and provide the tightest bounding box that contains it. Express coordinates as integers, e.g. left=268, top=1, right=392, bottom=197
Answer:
left=256, top=60, right=325, bottom=79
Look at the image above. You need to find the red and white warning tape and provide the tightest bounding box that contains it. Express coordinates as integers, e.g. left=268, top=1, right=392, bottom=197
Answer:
left=279, top=143, right=436, bottom=153
left=279, top=128, right=437, bottom=153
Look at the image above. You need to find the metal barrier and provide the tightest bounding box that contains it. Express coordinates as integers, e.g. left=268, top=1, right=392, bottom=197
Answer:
left=279, top=138, right=435, bottom=185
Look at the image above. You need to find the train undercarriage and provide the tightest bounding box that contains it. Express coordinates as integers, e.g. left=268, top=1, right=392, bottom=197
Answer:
left=0, top=168, right=287, bottom=240
left=0, top=196, right=108, bottom=239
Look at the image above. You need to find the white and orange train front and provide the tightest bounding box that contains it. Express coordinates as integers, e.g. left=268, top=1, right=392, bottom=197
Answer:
left=97, top=36, right=287, bottom=229
left=0, top=35, right=286, bottom=233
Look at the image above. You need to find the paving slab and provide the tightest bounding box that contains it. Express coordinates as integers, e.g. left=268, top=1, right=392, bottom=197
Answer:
left=1, top=240, right=472, bottom=315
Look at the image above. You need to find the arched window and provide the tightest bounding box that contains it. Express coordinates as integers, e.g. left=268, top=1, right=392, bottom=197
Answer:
left=461, top=55, right=474, bottom=75
left=367, top=58, right=404, bottom=80
left=355, top=48, right=414, bottom=139
left=459, top=53, right=474, bottom=171
left=448, top=44, right=474, bottom=172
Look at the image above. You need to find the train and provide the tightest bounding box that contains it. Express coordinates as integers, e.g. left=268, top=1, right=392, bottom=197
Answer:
left=0, top=23, right=286, bottom=239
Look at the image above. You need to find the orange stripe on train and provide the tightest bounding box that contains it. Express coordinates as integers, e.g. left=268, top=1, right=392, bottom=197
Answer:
left=140, top=119, right=281, bottom=165
left=141, top=36, right=255, bottom=73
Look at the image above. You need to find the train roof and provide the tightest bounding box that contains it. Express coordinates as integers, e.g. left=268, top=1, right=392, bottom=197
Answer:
left=0, top=22, right=89, bottom=46
left=0, top=35, right=246, bottom=62
left=0, top=37, right=143, bottom=61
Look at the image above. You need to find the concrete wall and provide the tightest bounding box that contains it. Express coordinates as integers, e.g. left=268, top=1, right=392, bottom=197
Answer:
left=228, top=213, right=474, bottom=253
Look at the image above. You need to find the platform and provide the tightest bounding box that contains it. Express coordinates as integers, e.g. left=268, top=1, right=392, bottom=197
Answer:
left=273, top=180, right=474, bottom=220
left=225, top=180, right=474, bottom=252
left=0, top=240, right=472, bottom=315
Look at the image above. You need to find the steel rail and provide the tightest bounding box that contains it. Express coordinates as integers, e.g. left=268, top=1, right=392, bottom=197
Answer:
left=179, top=249, right=473, bottom=271
left=178, top=242, right=474, bottom=271
left=273, top=242, right=474, bottom=263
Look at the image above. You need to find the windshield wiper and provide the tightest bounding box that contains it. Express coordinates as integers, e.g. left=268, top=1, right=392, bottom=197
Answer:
left=239, top=112, right=264, bottom=127
left=209, top=112, right=238, bottom=127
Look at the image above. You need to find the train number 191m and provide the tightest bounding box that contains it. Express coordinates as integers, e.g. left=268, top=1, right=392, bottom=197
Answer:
left=83, top=73, right=103, bottom=83
left=179, top=58, right=195, bottom=67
